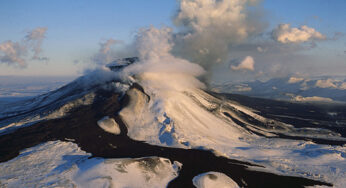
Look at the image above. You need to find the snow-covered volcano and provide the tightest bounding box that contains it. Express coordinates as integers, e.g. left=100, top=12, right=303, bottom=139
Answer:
left=0, top=56, right=345, bottom=187
left=1, top=26, right=346, bottom=187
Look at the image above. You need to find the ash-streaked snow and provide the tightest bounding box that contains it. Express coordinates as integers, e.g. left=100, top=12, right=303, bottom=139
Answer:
left=0, top=92, right=96, bottom=135
left=0, top=140, right=180, bottom=188
left=0, top=67, right=130, bottom=135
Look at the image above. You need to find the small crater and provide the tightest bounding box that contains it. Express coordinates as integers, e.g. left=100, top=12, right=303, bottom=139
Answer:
left=207, top=174, right=218, bottom=180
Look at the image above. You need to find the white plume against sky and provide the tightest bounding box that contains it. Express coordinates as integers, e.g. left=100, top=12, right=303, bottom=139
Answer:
left=172, top=0, right=264, bottom=71
left=92, top=38, right=120, bottom=65
left=122, top=26, right=206, bottom=90
left=0, top=0, right=345, bottom=81
left=25, top=27, right=48, bottom=61
left=91, top=0, right=264, bottom=74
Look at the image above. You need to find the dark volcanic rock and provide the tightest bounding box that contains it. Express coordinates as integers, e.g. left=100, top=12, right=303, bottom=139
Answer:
left=211, top=92, right=346, bottom=139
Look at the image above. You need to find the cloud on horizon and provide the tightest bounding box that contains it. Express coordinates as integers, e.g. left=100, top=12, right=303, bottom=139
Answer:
left=272, top=24, right=326, bottom=44
left=288, top=77, right=304, bottom=84
left=315, top=79, right=337, bottom=89
left=230, top=56, right=255, bottom=71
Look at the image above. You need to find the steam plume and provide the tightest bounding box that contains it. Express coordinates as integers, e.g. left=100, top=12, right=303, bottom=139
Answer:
left=25, top=27, right=48, bottom=61
left=92, top=39, right=121, bottom=64
left=173, top=0, right=264, bottom=70
left=123, top=26, right=206, bottom=90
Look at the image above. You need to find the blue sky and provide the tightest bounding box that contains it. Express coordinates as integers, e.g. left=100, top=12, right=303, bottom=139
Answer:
left=0, top=0, right=345, bottom=78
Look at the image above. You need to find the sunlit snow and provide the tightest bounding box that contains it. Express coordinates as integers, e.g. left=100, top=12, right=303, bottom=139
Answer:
left=0, top=141, right=180, bottom=188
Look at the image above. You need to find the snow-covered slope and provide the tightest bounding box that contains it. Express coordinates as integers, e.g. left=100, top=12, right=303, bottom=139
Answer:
left=0, top=67, right=128, bottom=135
left=0, top=141, right=180, bottom=188
left=117, top=72, right=345, bottom=187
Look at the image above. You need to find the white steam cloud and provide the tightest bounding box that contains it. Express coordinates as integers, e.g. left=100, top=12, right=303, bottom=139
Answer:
left=25, top=27, right=48, bottom=61
left=173, top=0, right=264, bottom=70
left=272, top=24, right=326, bottom=44
left=123, top=26, right=206, bottom=91
left=230, top=56, right=255, bottom=71
left=89, top=0, right=332, bottom=84
left=92, top=39, right=121, bottom=64
left=0, top=27, right=48, bottom=67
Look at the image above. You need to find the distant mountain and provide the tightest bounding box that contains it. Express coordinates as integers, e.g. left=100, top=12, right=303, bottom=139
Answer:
left=212, top=76, right=346, bottom=102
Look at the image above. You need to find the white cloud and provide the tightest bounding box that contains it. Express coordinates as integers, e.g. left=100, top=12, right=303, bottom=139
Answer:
left=230, top=56, right=255, bottom=71
left=288, top=77, right=304, bottom=84
left=293, top=95, right=333, bottom=102
left=0, top=41, right=27, bottom=67
left=272, top=24, right=326, bottom=44
left=317, top=80, right=346, bottom=90
left=0, top=27, right=48, bottom=67
left=315, top=79, right=338, bottom=89
left=233, top=85, right=252, bottom=92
